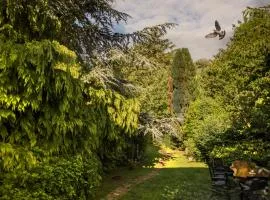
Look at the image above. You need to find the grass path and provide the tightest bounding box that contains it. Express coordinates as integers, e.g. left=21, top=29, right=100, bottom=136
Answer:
left=97, top=148, right=212, bottom=200
left=120, top=150, right=211, bottom=200
left=105, top=169, right=161, bottom=200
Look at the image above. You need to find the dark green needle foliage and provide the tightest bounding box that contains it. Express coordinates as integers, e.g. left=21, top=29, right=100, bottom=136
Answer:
left=0, top=0, right=129, bottom=61
left=0, top=0, right=176, bottom=67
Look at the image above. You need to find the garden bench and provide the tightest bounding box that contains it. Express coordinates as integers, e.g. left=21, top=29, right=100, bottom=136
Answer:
left=208, top=158, right=233, bottom=185
left=207, top=158, right=234, bottom=199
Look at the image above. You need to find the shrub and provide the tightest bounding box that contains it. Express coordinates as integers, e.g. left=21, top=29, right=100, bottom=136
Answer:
left=0, top=155, right=102, bottom=200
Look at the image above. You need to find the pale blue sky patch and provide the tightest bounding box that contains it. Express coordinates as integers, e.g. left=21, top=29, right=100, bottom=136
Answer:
left=113, top=0, right=269, bottom=60
left=113, top=23, right=126, bottom=33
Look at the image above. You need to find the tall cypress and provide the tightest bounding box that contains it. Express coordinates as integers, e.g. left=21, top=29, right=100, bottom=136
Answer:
left=171, top=48, right=195, bottom=119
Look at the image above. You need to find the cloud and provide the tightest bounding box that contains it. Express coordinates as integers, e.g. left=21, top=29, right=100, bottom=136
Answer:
left=114, top=0, right=269, bottom=60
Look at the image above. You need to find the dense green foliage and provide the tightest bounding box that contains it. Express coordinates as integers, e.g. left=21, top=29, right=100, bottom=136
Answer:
left=0, top=35, right=140, bottom=200
left=3, top=0, right=270, bottom=198
left=0, top=0, right=179, bottom=198
left=108, top=30, right=174, bottom=117
left=95, top=29, right=187, bottom=162
left=0, top=0, right=175, bottom=67
left=0, top=37, right=102, bottom=198
left=1, top=155, right=101, bottom=199
left=87, top=87, right=140, bottom=167
left=0, top=39, right=89, bottom=169
left=0, top=0, right=146, bottom=198
left=0, top=0, right=126, bottom=63
left=184, top=6, right=270, bottom=165
left=171, top=48, right=195, bottom=117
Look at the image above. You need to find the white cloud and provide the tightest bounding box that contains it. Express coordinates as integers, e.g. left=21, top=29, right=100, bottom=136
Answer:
left=114, top=0, right=269, bottom=60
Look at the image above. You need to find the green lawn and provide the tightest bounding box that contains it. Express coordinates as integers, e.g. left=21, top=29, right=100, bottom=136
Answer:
left=96, top=167, right=153, bottom=199
left=96, top=148, right=215, bottom=200
left=120, top=150, right=212, bottom=200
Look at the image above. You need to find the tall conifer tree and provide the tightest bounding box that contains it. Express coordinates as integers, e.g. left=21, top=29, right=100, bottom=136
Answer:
left=171, top=48, right=195, bottom=119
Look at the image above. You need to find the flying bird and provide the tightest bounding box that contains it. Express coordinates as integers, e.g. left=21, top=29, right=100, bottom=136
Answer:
left=205, top=20, right=226, bottom=40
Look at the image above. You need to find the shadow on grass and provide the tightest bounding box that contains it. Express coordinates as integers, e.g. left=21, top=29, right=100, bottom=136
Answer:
left=119, top=167, right=247, bottom=200
left=97, top=146, right=268, bottom=200
left=140, top=143, right=176, bottom=168
left=96, top=144, right=177, bottom=199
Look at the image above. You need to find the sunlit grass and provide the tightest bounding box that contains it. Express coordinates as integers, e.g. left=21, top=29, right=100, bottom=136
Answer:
left=120, top=150, right=211, bottom=200
left=96, top=167, right=153, bottom=200
left=163, top=150, right=207, bottom=168
left=96, top=146, right=212, bottom=200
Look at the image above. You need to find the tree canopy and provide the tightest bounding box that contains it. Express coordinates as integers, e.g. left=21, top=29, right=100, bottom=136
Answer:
left=0, top=0, right=175, bottom=67
left=184, top=6, right=270, bottom=163
left=0, top=0, right=150, bottom=198
left=1, top=1, right=270, bottom=199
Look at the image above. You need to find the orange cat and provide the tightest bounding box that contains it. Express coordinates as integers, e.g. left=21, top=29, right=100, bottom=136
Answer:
left=230, top=160, right=255, bottom=178
left=230, top=160, right=270, bottom=178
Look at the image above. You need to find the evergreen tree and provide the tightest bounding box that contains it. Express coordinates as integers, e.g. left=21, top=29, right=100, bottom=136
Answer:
left=0, top=1, right=178, bottom=198
left=171, top=48, right=195, bottom=119
left=0, top=0, right=175, bottom=67
left=168, top=76, right=173, bottom=114
left=107, top=29, right=174, bottom=117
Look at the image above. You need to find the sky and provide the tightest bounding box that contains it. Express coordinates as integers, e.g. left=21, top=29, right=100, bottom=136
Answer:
left=113, top=0, right=269, bottom=60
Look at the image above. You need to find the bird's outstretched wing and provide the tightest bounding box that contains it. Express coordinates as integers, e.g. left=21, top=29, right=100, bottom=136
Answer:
left=215, top=20, right=221, bottom=31
left=219, top=30, right=226, bottom=40
left=205, top=32, right=218, bottom=38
